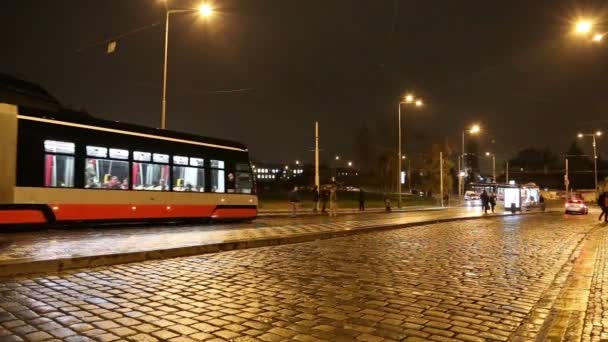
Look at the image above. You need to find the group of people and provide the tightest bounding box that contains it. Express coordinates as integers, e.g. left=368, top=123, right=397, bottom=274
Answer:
left=479, top=190, right=497, bottom=214
left=289, top=178, right=352, bottom=217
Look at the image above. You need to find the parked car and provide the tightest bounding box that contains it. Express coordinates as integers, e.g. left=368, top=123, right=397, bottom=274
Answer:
left=565, top=197, right=588, bottom=215
left=464, top=191, right=481, bottom=206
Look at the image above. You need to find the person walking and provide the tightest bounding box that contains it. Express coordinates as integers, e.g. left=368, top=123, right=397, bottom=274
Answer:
left=288, top=186, right=300, bottom=218
left=358, top=188, right=366, bottom=211
left=320, top=186, right=329, bottom=213
left=312, top=185, right=320, bottom=213
left=329, top=184, right=338, bottom=217
left=480, top=190, right=490, bottom=214
left=599, top=191, right=608, bottom=223
left=489, top=192, right=496, bottom=213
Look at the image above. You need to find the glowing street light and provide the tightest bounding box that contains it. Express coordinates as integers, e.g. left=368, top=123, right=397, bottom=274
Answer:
left=198, top=3, right=213, bottom=17
left=469, top=124, right=481, bottom=134
left=295, top=160, right=300, bottom=165
left=415, top=99, right=423, bottom=107
left=347, top=161, right=353, bottom=167
left=161, top=3, right=214, bottom=129
left=575, top=20, right=593, bottom=34
left=405, top=94, right=414, bottom=103
left=459, top=123, right=482, bottom=198
left=335, top=155, right=340, bottom=160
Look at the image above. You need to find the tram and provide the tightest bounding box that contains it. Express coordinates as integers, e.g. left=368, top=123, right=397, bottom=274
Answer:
left=0, top=95, right=257, bottom=225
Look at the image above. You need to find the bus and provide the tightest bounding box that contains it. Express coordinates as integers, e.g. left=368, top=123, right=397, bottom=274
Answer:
left=0, top=102, right=257, bottom=225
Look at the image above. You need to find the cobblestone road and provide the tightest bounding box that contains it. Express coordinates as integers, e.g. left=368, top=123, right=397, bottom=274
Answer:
left=0, top=213, right=600, bottom=341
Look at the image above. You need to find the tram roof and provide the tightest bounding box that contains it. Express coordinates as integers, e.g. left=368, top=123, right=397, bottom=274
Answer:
left=0, top=73, right=248, bottom=152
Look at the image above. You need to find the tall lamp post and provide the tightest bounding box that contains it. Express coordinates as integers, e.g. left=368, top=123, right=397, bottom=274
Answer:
left=485, top=152, right=496, bottom=183
left=577, top=131, right=602, bottom=196
left=459, top=124, right=481, bottom=198
left=398, top=94, right=423, bottom=208
left=161, top=4, right=213, bottom=129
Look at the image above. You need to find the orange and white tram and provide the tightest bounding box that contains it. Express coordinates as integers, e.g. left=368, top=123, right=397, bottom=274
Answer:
left=0, top=103, right=257, bottom=225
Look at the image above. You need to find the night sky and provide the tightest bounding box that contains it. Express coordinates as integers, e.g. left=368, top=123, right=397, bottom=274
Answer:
left=3, top=0, right=608, bottom=170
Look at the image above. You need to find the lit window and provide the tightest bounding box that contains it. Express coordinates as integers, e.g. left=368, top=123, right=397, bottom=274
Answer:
left=173, top=164, right=204, bottom=192
left=210, top=159, right=225, bottom=193
left=109, top=148, right=129, bottom=160
left=86, top=146, right=107, bottom=158
left=173, top=156, right=188, bottom=165
left=190, top=158, right=204, bottom=167
left=134, top=151, right=151, bottom=162
left=153, top=153, right=169, bottom=164
left=132, top=162, right=169, bottom=191
left=44, top=140, right=75, bottom=154
left=211, top=160, right=224, bottom=169
left=44, top=140, right=75, bottom=188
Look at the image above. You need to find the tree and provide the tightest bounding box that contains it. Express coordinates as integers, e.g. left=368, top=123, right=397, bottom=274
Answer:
left=415, top=144, right=455, bottom=198
left=508, top=148, right=558, bottom=173
left=354, top=122, right=375, bottom=175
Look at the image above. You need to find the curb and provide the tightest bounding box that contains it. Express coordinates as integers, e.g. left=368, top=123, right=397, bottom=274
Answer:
left=0, top=211, right=548, bottom=278
left=258, top=206, right=446, bottom=217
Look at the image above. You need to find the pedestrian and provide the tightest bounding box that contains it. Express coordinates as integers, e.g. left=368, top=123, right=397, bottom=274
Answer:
left=604, top=192, right=608, bottom=224
left=384, top=194, right=392, bottom=212
left=480, top=190, right=490, bottom=214
left=358, top=188, right=365, bottom=211
left=320, top=186, right=329, bottom=213
left=539, top=194, right=546, bottom=212
left=312, top=185, right=319, bottom=212
left=489, top=192, right=496, bottom=213
left=288, top=186, right=300, bottom=217
left=600, top=191, right=608, bottom=222
left=329, top=184, right=338, bottom=217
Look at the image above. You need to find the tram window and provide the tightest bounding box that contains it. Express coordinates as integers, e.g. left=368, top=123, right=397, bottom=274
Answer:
left=210, top=159, right=225, bottom=193
left=210, top=160, right=224, bottom=169
left=44, top=140, right=75, bottom=154
left=153, top=153, right=169, bottom=163
left=86, top=146, right=107, bottom=158
left=236, top=172, right=252, bottom=194
left=109, top=148, right=129, bottom=160
left=211, top=169, right=225, bottom=193
left=173, top=156, right=188, bottom=165
left=134, top=151, right=151, bottom=162
left=235, top=163, right=252, bottom=193
left=132, top=162, right=169, bottom=191
left=190, top=158, right=204, bottom=167
left=44, top=140, right=75, bottom=188
left=44, top=154, right=75, bottom=187
left=85, top=158, right=129, bottom=189
left=173, top=166, right=205, bottom=192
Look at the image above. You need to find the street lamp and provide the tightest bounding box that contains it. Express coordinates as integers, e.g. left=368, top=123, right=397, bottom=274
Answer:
left=161, top=3, right=214, bottom=129
left=459, top=124, right=481, bottom=198
left=348, top=161, right=353, bottom=167
left=398, top=93, right=424, bottom=208
left=295, top=160, right=300, bottom=165
left=578, top=131, right=602, bottom=196
left=485, top=152, right=496, bottom=183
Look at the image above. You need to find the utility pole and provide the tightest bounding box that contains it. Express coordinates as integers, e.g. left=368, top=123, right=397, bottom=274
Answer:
left=440, top=151, right=444, bottom=207
left=315, top=122, right=319, bottom=189
left=505, top=161, right=509, bottom=183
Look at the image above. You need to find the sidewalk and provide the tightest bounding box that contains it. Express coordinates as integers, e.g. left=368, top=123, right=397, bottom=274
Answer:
left=0, top=208, right=539, bottom=277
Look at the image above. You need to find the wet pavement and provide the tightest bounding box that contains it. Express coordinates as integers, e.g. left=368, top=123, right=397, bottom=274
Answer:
left=0, top=207, right=486, bottom=268
left=0, top=212, right=604, bottom=341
